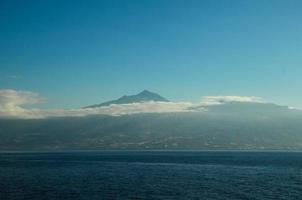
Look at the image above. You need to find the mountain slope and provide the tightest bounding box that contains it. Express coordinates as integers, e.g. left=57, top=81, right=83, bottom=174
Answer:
left=86, top=90, right=169, bottom=108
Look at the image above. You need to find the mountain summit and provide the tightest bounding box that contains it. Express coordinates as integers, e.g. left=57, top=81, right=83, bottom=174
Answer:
left=86, top=90, right=169, bottom=108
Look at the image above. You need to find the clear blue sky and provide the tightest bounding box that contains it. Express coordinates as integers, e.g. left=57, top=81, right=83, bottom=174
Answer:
left=0, top=0, right=301, bottom=108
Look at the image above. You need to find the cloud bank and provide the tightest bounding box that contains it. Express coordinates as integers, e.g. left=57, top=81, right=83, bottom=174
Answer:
left=0, top=89, right=267, bottom=119
left=0, top=89, right=43, bottom=118
left=200, top=96, right=265, bottom=106
left=35, top=101, right=194, bottom=119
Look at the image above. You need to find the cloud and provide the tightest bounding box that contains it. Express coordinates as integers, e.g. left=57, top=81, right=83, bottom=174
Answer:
left=288, top=106, right=301, bottom=111
left=0, top=89, right=43, bottom=118
left=36, top=101, right=195, bottom=118
left=200, top=96, right=264, bottom=106
left=0, top=89, right=269, bottom=119
left=92, top=101, right=194, bottom=116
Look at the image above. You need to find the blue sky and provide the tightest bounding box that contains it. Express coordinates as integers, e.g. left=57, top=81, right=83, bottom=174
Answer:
left=0, top=0, right=301, bottom=108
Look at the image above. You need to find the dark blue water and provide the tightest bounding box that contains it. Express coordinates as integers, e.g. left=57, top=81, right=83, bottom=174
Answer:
left=0, top=151, right=302, bottom=200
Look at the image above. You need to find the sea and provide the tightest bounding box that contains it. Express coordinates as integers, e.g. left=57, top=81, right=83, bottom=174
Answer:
left=0, top=150, right=301, bottom=200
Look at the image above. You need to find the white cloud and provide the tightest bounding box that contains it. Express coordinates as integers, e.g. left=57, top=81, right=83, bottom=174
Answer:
left=93, top=101, right=194, bottom=116
left=30, top=101, right=194, bottom=118
left=289, top=106, right=301, bottom=111
left=0, top=89, right=43, bottom=118
left=200, top=96, right=264, bottom=106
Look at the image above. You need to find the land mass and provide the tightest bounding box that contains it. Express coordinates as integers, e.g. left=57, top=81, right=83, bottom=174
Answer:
left=1, top=90, right=302, bottom=150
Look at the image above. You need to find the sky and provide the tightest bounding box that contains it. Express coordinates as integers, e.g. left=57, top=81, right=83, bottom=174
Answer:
left=0, top=0, right=302, bottom=109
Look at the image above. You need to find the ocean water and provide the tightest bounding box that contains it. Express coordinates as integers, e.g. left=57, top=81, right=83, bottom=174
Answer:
left=0, top=151, right=302, bottom=200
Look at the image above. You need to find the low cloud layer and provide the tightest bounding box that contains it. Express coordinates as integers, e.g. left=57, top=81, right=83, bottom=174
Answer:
left=0, top=89, right=267, bottom=119
left=36, top=101, right=194, bottom=119
left=200, top=96, right=264, bottom=106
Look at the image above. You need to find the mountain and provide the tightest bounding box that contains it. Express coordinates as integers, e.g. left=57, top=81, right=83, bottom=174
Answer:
left=86, top=90, right=169, bottom=108
left=1, top=101, right=302, bottom=150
